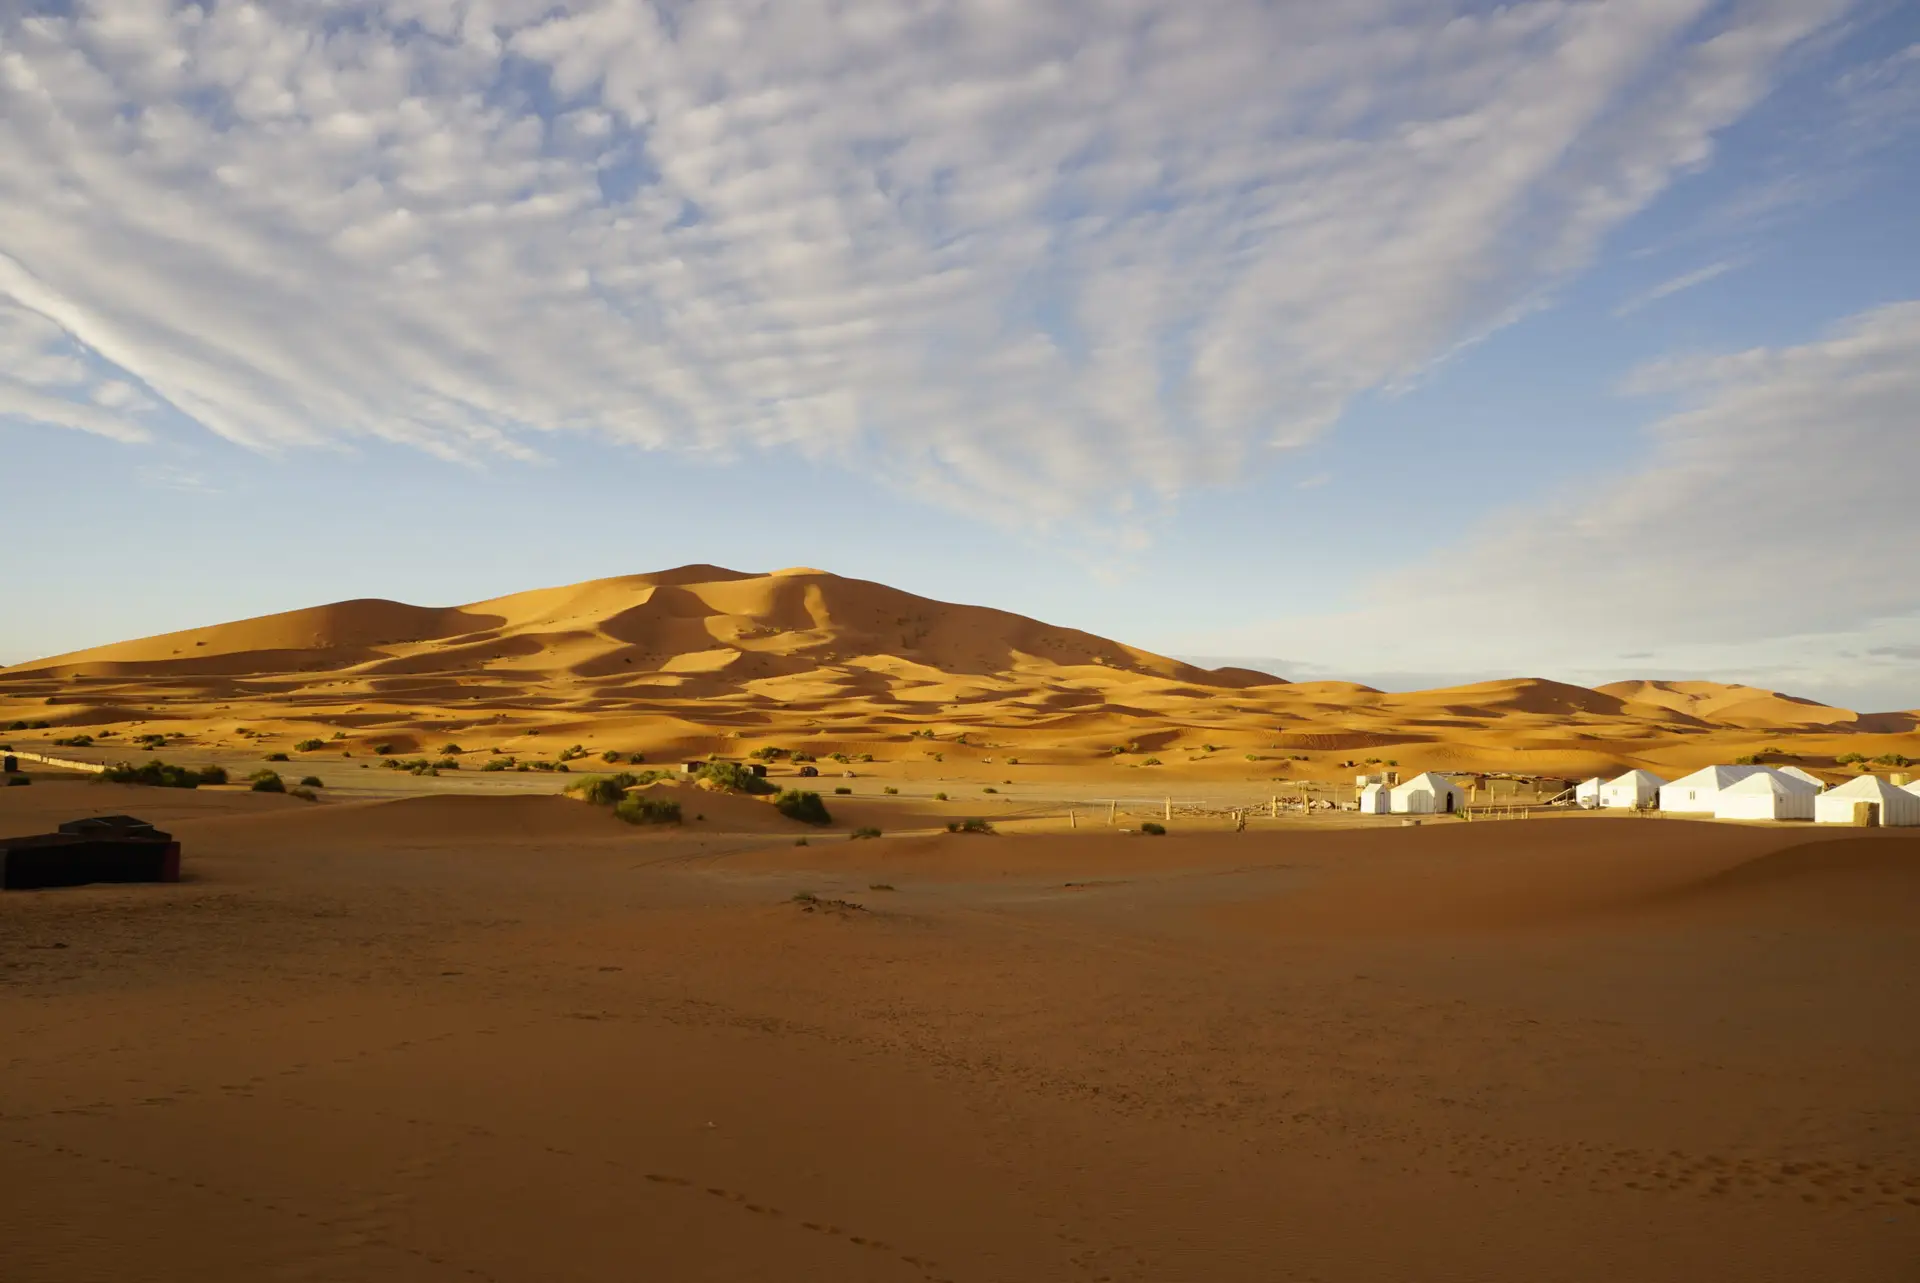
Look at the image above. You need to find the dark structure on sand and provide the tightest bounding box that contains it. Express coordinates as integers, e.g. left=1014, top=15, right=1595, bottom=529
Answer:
left=1, top=815, right=182, bottom=890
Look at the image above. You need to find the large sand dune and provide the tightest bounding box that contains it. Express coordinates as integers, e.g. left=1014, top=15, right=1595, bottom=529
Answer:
left=4, top=565, right=1916, bottom=781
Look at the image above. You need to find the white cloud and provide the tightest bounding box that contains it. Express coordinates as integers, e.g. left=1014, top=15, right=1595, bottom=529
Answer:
left=1612, top=258, right=1740, bottom=316
left=0, top=0, right=1859, bottom=520
left=1202, top=300, right=1920, bottom=709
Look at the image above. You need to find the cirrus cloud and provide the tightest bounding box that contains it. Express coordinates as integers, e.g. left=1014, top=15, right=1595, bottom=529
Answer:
left=0, top=0, right=1859, bottom=521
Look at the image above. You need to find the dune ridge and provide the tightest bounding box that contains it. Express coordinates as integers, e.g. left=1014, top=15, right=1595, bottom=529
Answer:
left=4, top=565, right=1915, bottom=779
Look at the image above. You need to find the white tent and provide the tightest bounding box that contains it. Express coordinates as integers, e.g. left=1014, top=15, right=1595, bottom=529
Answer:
left=1357, top=783, right=1389, bottom=814
left=1713, top=771, right=1818, bottom=822
left=1389, top=772, right=1465, bottom=815
left=1659, top=765, right=1765, bottom=814
left=1574, top=777, right=1606, bottom=808
left=1815, top=775, right=1920, bottom=827
left=1776, top=765, right=1825, bottom=789
left=1599, top=769, right=1664, bottom=809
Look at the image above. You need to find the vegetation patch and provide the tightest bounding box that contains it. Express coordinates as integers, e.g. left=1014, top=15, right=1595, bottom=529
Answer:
left=614, top=795, right=682, bottom=825
left=1140, top=821, right=1167, bottom=836
left=774, top=790, right=832, bottom=825
left=692, top=760, right=776, bottom=795
left=249, top=769, right=286, bottom=794
left=945, top=817, right=995, bottom=834
left=98, top=759, right=228, bottom=789
left=295, top=739, right=326, bottom=752
left=850, top=826, right=882, bottom=840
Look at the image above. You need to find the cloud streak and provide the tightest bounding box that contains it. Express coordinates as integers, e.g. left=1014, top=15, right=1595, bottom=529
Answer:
left=1206, top=299, right=1920, bottom=709
left=0, top=0, right=1858, bottom=521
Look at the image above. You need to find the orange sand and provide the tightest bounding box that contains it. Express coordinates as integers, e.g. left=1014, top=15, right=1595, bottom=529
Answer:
left=3, top=779, right=1918, bottom=1281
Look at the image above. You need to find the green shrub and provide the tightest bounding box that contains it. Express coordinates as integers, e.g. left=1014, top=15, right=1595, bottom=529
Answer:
left=868, top=882, right=895, bottom=891
left=601, top=749, right=623, bottom=763
left=98, top=759, right=226, bottom=789
left=374, top=743, right=394, bottom=755
left=750, top=746, right=785, bottom=761
left=295, top=738, right=326, bottom=752
left=434, top=757, right=460, bottom=770
left=694, top=761, right=775, bottom=795
left=481, top=759, right=511, bottom=772
left=627, top=752, right=646, bottom=765
left=249, top=770, right=286, bottom=793
left=440, top=743, right=464, bottom=756
left=791, top=751, right=817, bottom=763
left=982, top=786, right=997, bottom=793
left=834, top=786, right=852, bottom=795
left=1872, top=753, right=1914, bottom=768
left=851, top=826, right=881, bottom=840
left=1733, top=753, right=1760, bottom=765
left=52, top=734, right=95, bottom=748
left=945, top=817, right=994, bottom=834
left=933, top=791, right=948, bottom=801
left=774, top=790, right=832, bottom=825
left=570, top=773, right=639, bottom=806
left=332, top=731, right=347, bottom=740
left=1142, top=757, right=1162, bottom=766
left=882, top=786, right=898, bottom=795
left=856, top=753, right=873, bottom=763
left=614, top=795, right=682, bottom=825
left=266, top=752, right=290, bottom=762
left=1836, top=752, right=1868, bottom=766
left=299, top=776, right=323, bottom=787
left=289, top=787, right=319, bottom=802
left=1140, top=821, right=1166, bottom=836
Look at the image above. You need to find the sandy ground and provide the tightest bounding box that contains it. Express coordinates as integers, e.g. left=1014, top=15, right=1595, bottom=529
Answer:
left=4, top=779, right=1918, bottom=1282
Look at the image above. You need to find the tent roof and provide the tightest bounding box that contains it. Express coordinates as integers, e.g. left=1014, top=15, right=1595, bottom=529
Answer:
left=1775, top=765, right=1823, bottom=786
left=1824, top=775, right=1909, bottom=800
left=1722, top=771, right=1817, bottom=796
left=1667, top=765, right=1764, bottom=790
left=1392, top=771, right=1458, bottom=790
left=1607, top=769, right=1666, bottom=786
left=1578, top=776, right=1606, bottom=787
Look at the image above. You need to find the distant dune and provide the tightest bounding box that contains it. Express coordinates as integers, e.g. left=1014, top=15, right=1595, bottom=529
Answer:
left=3, top=565, right=1914, bottom=778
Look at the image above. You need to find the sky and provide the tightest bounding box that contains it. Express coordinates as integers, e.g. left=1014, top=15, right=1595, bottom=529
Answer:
left=3, top=0, right=1918, bottom=710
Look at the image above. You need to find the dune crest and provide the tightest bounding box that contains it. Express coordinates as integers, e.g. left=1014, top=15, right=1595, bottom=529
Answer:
left=3, top=567, right=1914, bottom=776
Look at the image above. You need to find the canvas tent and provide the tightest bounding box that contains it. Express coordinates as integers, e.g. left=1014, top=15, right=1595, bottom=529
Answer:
left=1659, top=765, right=1765, bottom=814
left=1775, top=765, right=1824, bottom=789
left=1815, top=775, right=1920, bottom=827
left=1357, top=783, right=1389, bottom=814
left=1388, top=772, right=1465, bottom=815
left=1599, top=769, right=1664, bottom=810
left=1712, top=771, right=1817, bottom=822
left=1574, top=777, right=1606, bottom=808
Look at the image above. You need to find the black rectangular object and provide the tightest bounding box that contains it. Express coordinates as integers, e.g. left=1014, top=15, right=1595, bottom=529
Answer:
left=1, top=827, right=181, bottom=890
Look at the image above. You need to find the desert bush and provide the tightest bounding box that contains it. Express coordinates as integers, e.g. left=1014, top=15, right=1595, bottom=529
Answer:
left=933, top=791, right=948, bottom=801
left=774, top=790, right=832, bottom=825
left=1835, top=752, right=1868, bottom=765
left=570, top=773, right=639, bottom=806
left=5, top=720, right=24, bottom=731
left=434, top=757, right=461, bottom=770
left=750, top=746, right=785, bottom=761
left=1140, top=821, right=1166, bottom=836
left=481, top=759, right=511, bottom=772
left=265, top=752, right=290, bottom=762
left=791, top=751, right=817, bottom=763
left=289, top=787, right=319, bottom=802
left=868, top=882, right=895, bottom=891
left=627, top=752, right=646, bottom=765
left=694, top=761, right=775, bottom=795
left=299, top=776, right=323, bottom=787
left=882, top=786, right=899, bottom=795
left=1873, top=753, right=1914, bottom=768
left=98, top=759, right=226, bottom=789
left=295, top=738, right=326, bottom=752
left=374, top=743, right=394, bottom=755
left=249, top=770, right=286, bottom=793
left=532, top=761, right=556, bottom=772
left=614, top=795, right=682, bottom=825
left=982, top=786, right=997, bottom=793
left=851, top=826, right=882, bottom=840
left=601, top=749, right=623, bottom=763
left=1142, top=757, right=1162, bottom=766
left=332, top=731, right=347, bottom=740
left=856, top=753, right=873, bottom=763
left=945, top=817, right=994, bottom=834
left=794, top=837, right=809, bottom=846
left=52, top=734, right=95, bottom=748
left=1733, top=753, right=1760, bottom=765
left=440, top=743, right=464, bottom=756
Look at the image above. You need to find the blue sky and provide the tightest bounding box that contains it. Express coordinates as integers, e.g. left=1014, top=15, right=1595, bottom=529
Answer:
left=4, top=0, right=1918, bottom=710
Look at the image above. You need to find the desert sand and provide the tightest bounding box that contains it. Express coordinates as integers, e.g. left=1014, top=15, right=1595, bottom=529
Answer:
left=4, top=565, right=1917, bottom=787
left=3, top=777, right=1918, bottom=1281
